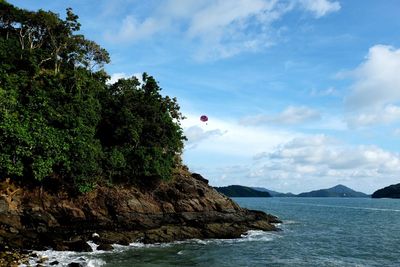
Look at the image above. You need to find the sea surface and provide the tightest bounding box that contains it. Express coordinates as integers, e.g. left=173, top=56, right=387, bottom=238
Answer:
left=28, top=197, right=400, bottom=267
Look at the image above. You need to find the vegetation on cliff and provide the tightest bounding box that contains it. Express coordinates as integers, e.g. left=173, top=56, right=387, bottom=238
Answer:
left=0, top=1, right=186, bottom=192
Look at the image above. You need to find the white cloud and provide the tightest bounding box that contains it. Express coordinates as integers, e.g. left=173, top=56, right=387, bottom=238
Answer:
left=266, top=135, right=385, bottom=170
left=298, top=0, right=341, bottom=18
left=183, top=116, right=400, bottom=193
left=343, top=45, right=400, bottom=127
left=310, top=87, right=338, bottom=97
left=187, top=0, right=272, bottom=38
left=184, top=125, right=226, bottom=148
left=347, top=105, right=400, bottom=128
left=105, top=0, right=341, bottom=60
left=104, top=0, right=298, bottom=60
left=181, top=113, right=299, bottom=158
left=249, top=135, right=400, bottom=193
left=105, top=15, right=167, bottom=42
left=345, top=45, right=400, bottom=109
left=181, top=112, right=303, bottom=189
left=240, top=106, right=320, bottom=126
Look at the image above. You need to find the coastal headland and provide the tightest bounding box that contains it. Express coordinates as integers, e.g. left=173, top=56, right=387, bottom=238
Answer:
left=0, top=171, right=280, bottom=253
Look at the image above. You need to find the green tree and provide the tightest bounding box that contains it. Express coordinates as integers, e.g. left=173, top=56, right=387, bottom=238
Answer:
left=0, top=2, right=108, bottom=190
left=0, top=1, right=186, bottom=192
left=98, top=74, right=185, bottom=184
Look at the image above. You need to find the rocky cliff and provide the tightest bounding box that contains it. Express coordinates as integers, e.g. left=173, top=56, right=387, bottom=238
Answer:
left=0, top=172, right=280, bottom=252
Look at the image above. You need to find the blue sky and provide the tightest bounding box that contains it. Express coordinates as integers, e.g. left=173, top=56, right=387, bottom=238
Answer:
left=10, top=0, right=400, bottom=193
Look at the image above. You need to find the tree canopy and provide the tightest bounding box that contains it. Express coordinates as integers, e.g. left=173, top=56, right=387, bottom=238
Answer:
left=0, top=1, right=186, bottom=192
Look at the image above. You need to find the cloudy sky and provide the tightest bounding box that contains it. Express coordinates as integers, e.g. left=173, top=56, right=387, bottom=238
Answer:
left=11, top=0, right=400, bottom=194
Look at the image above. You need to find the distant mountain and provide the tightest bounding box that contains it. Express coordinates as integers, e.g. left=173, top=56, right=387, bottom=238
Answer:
left=251, top=187, right=296, bottom=197
left=297, top=184, right=369, bottom=198
left=214, top=185, right=271, bottom=197
left=371, top=183, right=400, bottom=198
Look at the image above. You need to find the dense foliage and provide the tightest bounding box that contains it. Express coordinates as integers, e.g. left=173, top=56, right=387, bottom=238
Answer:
left=0, top=2, right=185, bottom=192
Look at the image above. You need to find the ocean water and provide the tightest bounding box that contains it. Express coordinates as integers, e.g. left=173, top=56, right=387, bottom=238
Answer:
left=29, top=197, right=400, bottom=267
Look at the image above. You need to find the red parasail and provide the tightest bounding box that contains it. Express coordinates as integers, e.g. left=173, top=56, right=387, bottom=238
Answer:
left=200, top=115, right=208, bottom=122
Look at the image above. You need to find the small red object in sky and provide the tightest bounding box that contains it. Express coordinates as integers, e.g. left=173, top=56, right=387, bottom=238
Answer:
left=200, top=115, right=208, bottom=122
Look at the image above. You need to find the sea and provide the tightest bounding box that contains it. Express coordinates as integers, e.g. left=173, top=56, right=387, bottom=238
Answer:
left=25, top=197, right=400, bottom=267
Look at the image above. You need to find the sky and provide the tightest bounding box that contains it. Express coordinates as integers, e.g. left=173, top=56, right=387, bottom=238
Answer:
left=9, top=0, right=400, bottom=194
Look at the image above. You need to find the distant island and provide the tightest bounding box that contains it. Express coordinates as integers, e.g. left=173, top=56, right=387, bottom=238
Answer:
left=252, top=187, right=296, bottom=197
left=214, top=185, right=271, bottom=197
left=371, top=183, right=400, bottom=198
left=297, top=184, right=369, bottom=198
left=215, top=184, right=369, bottom=198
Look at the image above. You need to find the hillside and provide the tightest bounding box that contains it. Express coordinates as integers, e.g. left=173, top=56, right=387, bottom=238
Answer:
left=252, top=187, right=296, bottom=197
left=215, top=185, right=271, bottom=197
left=297, top=185, right=369, bottom=197
left=371, top=183, right=400, bottom=198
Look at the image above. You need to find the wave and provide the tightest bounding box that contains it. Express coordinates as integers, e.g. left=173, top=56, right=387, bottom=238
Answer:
left=24, top=230, right=279, bottom=266
left=189, top=230, right=280, bottom=245
left=240, top=230, right=279, bottom=242
left=22, top=251, right=107, bottom=267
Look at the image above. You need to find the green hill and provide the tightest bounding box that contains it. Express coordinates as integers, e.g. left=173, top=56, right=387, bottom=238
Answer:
left=251, top=187, right=296, bottom=197
left=214, top=185, right=271, bottom=197
left=371, top=183, right=400, bottom=198
left=297, top=185, right=369, bottom=197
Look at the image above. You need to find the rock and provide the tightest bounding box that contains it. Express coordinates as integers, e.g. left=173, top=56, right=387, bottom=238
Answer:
left=92, top=232, right=100, bottom=238
left=97, top=243, right=114, bottom=251
left=37, top=255, right=48, bottom=263
left=49, top=260, right=59, bottom=265
left=68, top=263, right=84, bottom=267
left=0, top=197, right=9, bottom=213
left=0, top=172, right=279, bottom=251
left=191, top=173, right=209, bottom=184
left=0, top=249, right=30, bottom=267
left=9, top=227, right=19, bottom=234
left=62, top=239, right=92, bottom=252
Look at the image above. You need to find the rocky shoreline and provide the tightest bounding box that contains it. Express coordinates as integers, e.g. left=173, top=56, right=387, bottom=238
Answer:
left=0, top=172, right=280, bottom=263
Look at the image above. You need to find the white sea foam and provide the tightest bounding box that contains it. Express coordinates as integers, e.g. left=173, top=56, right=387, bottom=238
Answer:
left=240, top=230, right=278, bottom=242
left=22, top=230, right=278, bottom=266
left=87, top=259, right=107, bottom=267
left=283, top=220, right=298, bottom=224
left=22, top=242, right=109, bottom=267
left=87, top=241, right=99, bottom=251
left=183, top=230, right=280, bottom=245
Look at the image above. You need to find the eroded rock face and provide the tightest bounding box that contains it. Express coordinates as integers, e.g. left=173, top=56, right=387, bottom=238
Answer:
left=0, top=172, right=280, bottom=251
